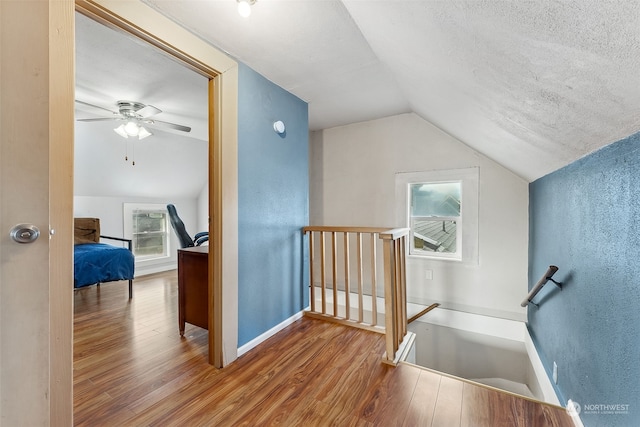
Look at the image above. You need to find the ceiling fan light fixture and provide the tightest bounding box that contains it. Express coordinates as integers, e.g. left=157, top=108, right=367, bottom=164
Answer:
left=237, top=0, right=255, bottom=18
left=138, top=126, right=152, bottom=140
left=114, top=124, right=129, bottom=139
left=114, top=122, right=152, bottom=140
left=124, top=120, right=140, bottom=136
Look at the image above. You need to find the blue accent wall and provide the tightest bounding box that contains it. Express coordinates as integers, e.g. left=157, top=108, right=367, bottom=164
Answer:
left=237, top=63, right=309, bottom=346
left=529, top=133, right=640, bottom=426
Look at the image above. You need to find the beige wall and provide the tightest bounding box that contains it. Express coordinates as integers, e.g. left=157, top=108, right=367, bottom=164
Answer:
left=310, top=113, right=529, bottom=320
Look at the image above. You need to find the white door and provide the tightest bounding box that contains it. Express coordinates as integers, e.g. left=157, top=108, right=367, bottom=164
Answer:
left=0, top=1, right=74, bottom=425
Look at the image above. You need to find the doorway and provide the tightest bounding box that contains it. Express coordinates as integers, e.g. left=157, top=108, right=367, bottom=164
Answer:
left=75, top=0, right=238, bottom=369
left=74, top=11, right=209, bottom=275
left=1, top=2, right=239, bottom=423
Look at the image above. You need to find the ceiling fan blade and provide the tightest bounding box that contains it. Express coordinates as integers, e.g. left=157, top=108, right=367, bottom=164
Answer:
left=76, top=99, right=191, bottom=134
left=75, top=100, right=118, bottom=114
left=146, top=119, right=191, bottom=133
left=77, top=117, right=121, bottom=122
left=136, top=105, right=162, bottom=118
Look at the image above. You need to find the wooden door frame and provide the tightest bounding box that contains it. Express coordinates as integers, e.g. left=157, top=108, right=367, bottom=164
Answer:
left=74, top=0, right=239, bottom=367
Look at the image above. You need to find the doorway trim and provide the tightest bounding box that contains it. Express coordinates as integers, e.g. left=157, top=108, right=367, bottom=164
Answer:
left=74, top=0, right=239, bottom=368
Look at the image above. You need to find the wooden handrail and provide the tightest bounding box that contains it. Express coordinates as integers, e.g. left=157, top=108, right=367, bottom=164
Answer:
left=408, top=303, right=440, bottom=324
left=303, top=226, right=392, bottom=233
left=521, top=265, right=561, bottom=307
left=303, top=226, right=410, bottom=365
left=379, top=228, right=410, bottom=240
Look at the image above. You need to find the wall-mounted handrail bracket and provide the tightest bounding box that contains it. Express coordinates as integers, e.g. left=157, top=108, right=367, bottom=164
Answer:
left=547, top=277, right=562, bottom=289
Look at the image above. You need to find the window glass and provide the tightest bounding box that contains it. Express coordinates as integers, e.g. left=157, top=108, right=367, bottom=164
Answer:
left=409, top=182, right=461, bottom=257
left=410, top=182, right=461, bottom=217
left=132, top=210, right=169, bottom=259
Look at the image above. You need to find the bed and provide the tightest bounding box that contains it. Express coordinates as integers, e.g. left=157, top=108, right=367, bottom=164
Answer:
left=74, top=218, right=135, bottom=298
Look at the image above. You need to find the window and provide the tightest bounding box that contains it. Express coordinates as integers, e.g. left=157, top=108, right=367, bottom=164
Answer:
left=410, top=181, right=461, bottom=257
left=396, top=168, right=478, bottom=263
left=124, top=204, right=171, bottom=261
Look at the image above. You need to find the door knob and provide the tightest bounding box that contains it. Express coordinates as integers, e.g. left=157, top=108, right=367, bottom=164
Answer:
left=10, top=224, right=40, bottom=243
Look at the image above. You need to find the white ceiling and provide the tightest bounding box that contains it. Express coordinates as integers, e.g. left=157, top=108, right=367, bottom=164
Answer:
left=139, top=0, right=640, bottom=181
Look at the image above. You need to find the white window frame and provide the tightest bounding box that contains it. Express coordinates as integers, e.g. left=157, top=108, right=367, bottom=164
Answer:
left=123, top=203, right=171, bottom=263
left=396, top=168, right=479, bottom=263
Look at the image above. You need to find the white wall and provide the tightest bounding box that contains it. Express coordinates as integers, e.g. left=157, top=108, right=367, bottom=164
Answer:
left=74, top=196, right=199, bottom=276
left=310, top=113, right=529, bottom=321
left=197, top=183, right=209, bottom=233
left=74, top=120, right=208, bottom=199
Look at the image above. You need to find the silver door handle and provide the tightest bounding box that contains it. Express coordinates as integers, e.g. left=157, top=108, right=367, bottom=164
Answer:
left=10, top=224, right=40, bottom=243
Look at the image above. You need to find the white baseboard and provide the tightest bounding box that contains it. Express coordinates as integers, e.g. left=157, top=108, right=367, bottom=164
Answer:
left=134, top=263, right=176, bottom=277
left=524, top=329, right=560, bottom=405
left=237, top=311, right=304, bottom=357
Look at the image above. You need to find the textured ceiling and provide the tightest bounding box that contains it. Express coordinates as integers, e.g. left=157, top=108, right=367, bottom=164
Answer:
left=140, top=0, right=640, bottom=181
left=88, top=0, right=640, bottom=182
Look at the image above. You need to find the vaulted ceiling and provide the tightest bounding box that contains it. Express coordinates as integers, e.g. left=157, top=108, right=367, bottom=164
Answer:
left=141, top=0, right=640, bottom=181
left=77, top=1, right=640, bottom=184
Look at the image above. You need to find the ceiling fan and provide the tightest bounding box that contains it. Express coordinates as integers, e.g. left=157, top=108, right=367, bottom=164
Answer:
left=76, top=100, right=191, bottom=139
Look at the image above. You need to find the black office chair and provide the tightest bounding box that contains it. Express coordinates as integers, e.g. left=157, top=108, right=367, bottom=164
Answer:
left=166, top=204, right=209, bottom=248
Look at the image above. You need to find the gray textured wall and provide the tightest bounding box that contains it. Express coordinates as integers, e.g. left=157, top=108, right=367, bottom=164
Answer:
left=529, top=132, right=640, bottom=426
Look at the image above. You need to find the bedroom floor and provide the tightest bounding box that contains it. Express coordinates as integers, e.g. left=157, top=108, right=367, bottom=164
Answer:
left=73, top=271, right=573, bottom=426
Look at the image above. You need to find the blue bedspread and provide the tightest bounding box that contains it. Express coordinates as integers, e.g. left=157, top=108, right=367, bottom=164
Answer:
left=74, top=243, right=135, bottom=288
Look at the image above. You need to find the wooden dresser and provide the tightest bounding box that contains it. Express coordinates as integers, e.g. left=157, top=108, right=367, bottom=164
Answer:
left=177, top=246, right=209, bottom=335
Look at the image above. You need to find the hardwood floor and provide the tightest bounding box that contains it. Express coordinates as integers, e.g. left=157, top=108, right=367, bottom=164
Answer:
left=74, top=272, right=573, bottom=426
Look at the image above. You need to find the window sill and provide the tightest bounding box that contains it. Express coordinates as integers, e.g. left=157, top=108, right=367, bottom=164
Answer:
left=408, top=254, right=462, bottom=262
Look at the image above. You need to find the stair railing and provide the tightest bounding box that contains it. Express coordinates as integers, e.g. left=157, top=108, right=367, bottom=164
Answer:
left=303, top=226, right=410, bottom=365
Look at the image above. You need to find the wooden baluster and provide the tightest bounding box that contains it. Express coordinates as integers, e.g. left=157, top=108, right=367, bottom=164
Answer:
left=331, top=231, right=338, bottom=317
left=343, top=232, right=351, bottom=321
left=308, top=231, right=315, bottom=313
left=370, top=232, right=378, bottom=327
left=357, top=232, right=364, bottom=323
left=399, top=236, right=407, bottom=337
left=320, top=231, right=326, bottom=314
left=395, top=241, right=401, bottom=356
left=382, top=236, right=395, bottom=363
left=394, top=238, right=400, bottom=342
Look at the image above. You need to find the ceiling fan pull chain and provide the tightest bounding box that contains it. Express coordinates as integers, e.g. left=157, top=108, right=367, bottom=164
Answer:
left=124, top=139, right=135, bottom=165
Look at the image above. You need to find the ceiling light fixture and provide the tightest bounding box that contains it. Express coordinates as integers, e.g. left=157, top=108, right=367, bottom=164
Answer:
left=237, top=0, right=256, bottom=18
left=114, top=121, right=153, bottom=140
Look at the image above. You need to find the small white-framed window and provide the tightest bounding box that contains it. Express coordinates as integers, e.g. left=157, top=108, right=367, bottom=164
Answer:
left=123, top=203, right=171, bottom=262
left=396, top=168, right=478, bottom=263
